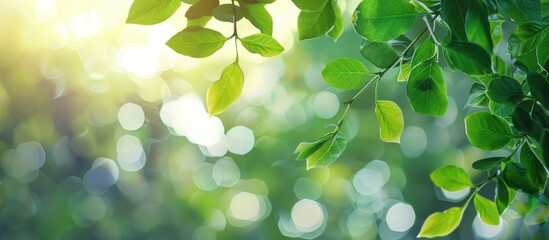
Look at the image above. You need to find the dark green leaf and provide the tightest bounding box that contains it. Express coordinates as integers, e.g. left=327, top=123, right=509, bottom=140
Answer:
left=375, top=100, right=404, bottom=143
left=520, top=144, right=547, bottom=192
left=418, top=207, right=464, bottom=238
left=465, top=0, right=493, bottom=52
left=486, top=76, right=524, bottom=105
left=303, top=131, right=348, bottom=170
left=411, top=40, right=436, bottom=68
left=240, top=3, right=273, bottom=35
left=327, top=2, right=344, bottom=41
left=297, top=2, right=335, bottom=40
left=502, top=162, right=539, bottom=194
left=212, top=4, right=243, bottom=22
left=443, top=41, right=492, bottom=76
left=353, top=0, right=418, bottom=42
left=466, top=83, right=490, bottom=107
left=166, top=27, right=228, bottom=58
left=406, top=60, right=448, bottom=116
left=465, top=111, right=512, bottom=150
left=526, top=73, right=549, bottom=108
left=291, top=0, right=328, bottom=12
left=542, top=130, right=549, bottom=167
left=511, top=101, right=541, bottom=137
left=441, top=0, right=470, bottom=40
left=206, top=62, right=244, bottom=115
left=472, top=157, right=506, bottom=170
left=495, top=178, right=516, bottom=214
left=321, top=58, right=371, bottom=90
left=474, top=194, right=500, bottom=225
left=430, top=165, right=474, bottom=191
left=185, top=0, right=219, bottom=20
left=126, top=0, right=181, bottom=25
left=497, top=0, right=541, bottom=24
left=508, top=22, right=548, bottom=57
left=360, top=41, right=399, bottom=69
left=240, top=33, right=284, bottom=57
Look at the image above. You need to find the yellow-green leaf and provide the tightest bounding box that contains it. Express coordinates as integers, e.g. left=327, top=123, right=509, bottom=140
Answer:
left=240, top=33, right=284, bottom=57
left=375, top=100, right=404, bottom=143
left=474, top=194, right=500, bottom=225
left=126, top=0, right=181, bottom=25
left=430, top=165, right=474, bottom=191
left=418, top=207, right=464, bottom=238
left=166, top=27, right=228, bottom=58
left=207, top=62, right=244, bottom=115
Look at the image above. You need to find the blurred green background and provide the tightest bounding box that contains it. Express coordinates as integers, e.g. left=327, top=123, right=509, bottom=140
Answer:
left=1, top=0, right=547, bottom=239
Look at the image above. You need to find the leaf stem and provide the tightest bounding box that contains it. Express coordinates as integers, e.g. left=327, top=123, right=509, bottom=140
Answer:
left=231, top=0, right=239, bottom=61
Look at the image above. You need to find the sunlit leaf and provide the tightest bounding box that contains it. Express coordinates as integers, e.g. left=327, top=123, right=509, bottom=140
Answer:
left=418, top=207, right=464, bottom=238
left=353, top=0, right=418, bottom=42
left=375, top=100, right=404, bottom=143
left=240, top=2, right=273, bottom=35
left=465, top=111, right=512, bottom=150
left=298, top=2, right=335, bottom=40
left=430, top=165, right=474, bottom=191
left=166, top=27, right=228, bottom=58
left=327, top=1, right=344, bottom=41
left=240, top=33, right=284, bottom=57
left=304, top=131, right=348, bottom=170
left=207, top=62, right=244, bottom=115
left=474, top=194, right=500, bottom=225
left=406, top=59, right=448, bottom=116
left=126, top=0, right=181, bottom=25
left=410, top=40, right=436, bottom=68
left=360, top=40, right=398, bottom=69
left=321, top=58, right=371, bottom=90
left=397, top=63, right=411, bottom=82
left=291, top=0, right=328, bottom=12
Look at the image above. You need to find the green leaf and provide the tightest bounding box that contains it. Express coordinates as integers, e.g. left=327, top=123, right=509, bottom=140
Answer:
left=509, top=22, right=548, bottom=57
left=489, top=101, right=515, bottom=117
left=441, top=0, right=470, bottom=40
left=375, top=100, right=404, bottom=143
left=502, top=162, right=539, bottom=194
left=212, top=4, right=243, bottom=22
left=511, top=101, right=538, bottom=136
left=298, top=2, right=335, bottom=40
left=406, top=60, right=448, bottom=116
left=185, top=0, right=219, bottom=20
left=187, top=16, right=212, bottom=28
left=295, top=133, right=334, bottom=159
left=474, top=194, right=500, bottom=225
left=496, top=178, right=516, bottom=214
left=166, top=28, right=227, bottom=58
left=465, top=112, right=512, bottom=150
left=304, top=131, right=348, bottom=170
left=520, top=144, right=548, bottom=192
left=291, top=0, right=328, bottom=12
left=411, top=40, right=436, bottom=68
left=465, top=0, right=493, bottom=52
left=430, top=165, right=474, bottom=191
left=526, top=73, right=549, bottom=108
left=443, top=41, right=492, bottom=76
left=489, top=15, right=505, bottom=47
left=360, top=41, right=399, bottom=69
left=206, top=62, right=244, bottom=115
left=240, top=33, right=284, bottom=57
left=472, top=157, right=506, bottom=170
left=466, top=83, right=490, bottom=107
left=353, top=0, right=418, bottom=42
left=497, top=0, right=541, bottom=24
left=126, top=0, right=181, bottom=25
left=418, top=207, right=464, bottom=238
left=486, top=76, right=524, bottom=105
left=240, top=3, right=273, bottom=35
left=321, top=58, right=371, bottom=90
left=397, top=63, right=411, bottom=82
left=327, top=1, right=344, bottom=41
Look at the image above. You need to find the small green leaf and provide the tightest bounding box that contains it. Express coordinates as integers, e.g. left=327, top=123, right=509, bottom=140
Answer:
left=526, top=73, right=549, bottom=108
left=443, top=41, right=492, bottom=76
left=474, top=194, right=500, bottom=225
left=497, top=0, right=541, bottom=24
left=305, top=131, right=348, bottom=170
left=508, top=22, right=548, bottom=57
left=375, top=100, right=404, bottom=143
left=212, top=4, right=243, bottom=22
left=240, top=33, right=284, bottom=57
left=472, top=157, right=506, bottom=170
left=486, top=76, right=524, bottom=105
left=430, top=165, right=474, bottom=191
left=411, top=40, right=436, bottom=68
left=406, top=60, right=448, bottom=116
left=465, top=111, right=512, bottom=150
left=502, top=162, right=539, bottom=194
left=126, top=0, right=181, bottom=25
left=298, top=2, right=335, bottom=40
left=466, top=83, right=490, bottom=107
left=206, top=62, right=244, bottom=115
left=321, top=58, right=371, bottom=90
left=240, top=2, right=273, bottom=35
left=295, top=133, right=333, bottom=159
left=520, top=144, right=548, bottom=192
left=166, top=28, right=227, bottom=58
left=353, top=0, right=418, bottom=42
left=185, top=0, right=219, bottom=20
left=327, top=1, right=344, bottom=41
left=291, top=0, right=328, bottom=12
left=465, top=0, right=493, bottom=52
left=360, top=41, right=399, bottom=69
left=397, top=63, right=411, bottom=82
left=496, top=178, right=516, bottom=214
left=418, top=207, right=464, bottom=238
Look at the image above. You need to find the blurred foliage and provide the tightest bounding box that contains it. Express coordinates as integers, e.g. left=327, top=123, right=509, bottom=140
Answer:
left=0, top=0, right=548, bottom=240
